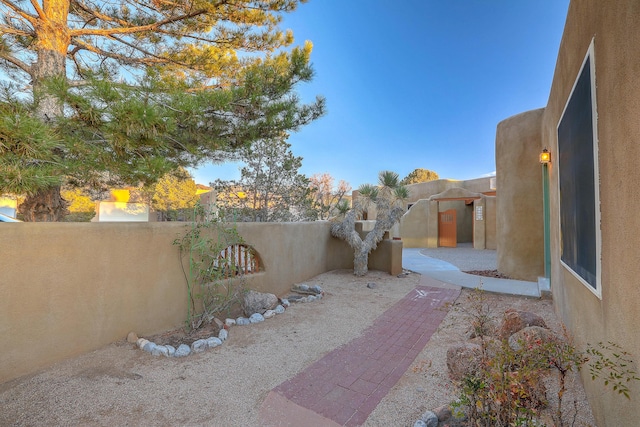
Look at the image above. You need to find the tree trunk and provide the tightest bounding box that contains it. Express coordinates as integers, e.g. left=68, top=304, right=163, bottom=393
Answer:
left=353, top=247, right=369, bottom=276
left=19, top=187, right=69, bottom=222
left=22, top=2, right=71, bottom=221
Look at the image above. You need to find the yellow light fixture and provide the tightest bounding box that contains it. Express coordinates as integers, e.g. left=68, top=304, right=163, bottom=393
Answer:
left=539, top=148, right=551, bottom=164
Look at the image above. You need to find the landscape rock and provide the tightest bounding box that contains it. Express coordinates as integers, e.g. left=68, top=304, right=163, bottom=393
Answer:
left=508, top=325, right=562, bottom=351
left=263, top=310, right=276, bottom=319
left=236, top=317, right=250, bottom=326
left=213, top=318, right=224, bottom=329
left=249, top=313, right=265, bottom=324
left=243, top=290, right=278, bottom=316
left=137, top=338, right=149, bottom=349
left=142, top=341, right=156, bottom=353
left=127, top=332, right=138, bottom=343
left=218, top=329, right=228, bottom=341
left=274, top=305, right=285, bottom=314
left=297, top=284, right=310, bottom=292
left=311, top=285, right=323, bottom=294
left=152, top=345, right=169, bottom=357
left=419, top=410, right=439, bottom=427
left=206, top=337, right=223, bottom=349
left=225, top=318, right=236, bottom=327
left=191, top=339, right=208, bottom=353
left=498, top=309, right=547, bottom=339
left=174, top=344, right=191, bottom=357
left=280, top=299, right=290, bottom=308
left=446, top=342, right=483, bottom=381
left=367, top=282, right=377, bottom=289
left=432, top=404, right=452, bottom=422
left=165, top=345, right=176, bottom=357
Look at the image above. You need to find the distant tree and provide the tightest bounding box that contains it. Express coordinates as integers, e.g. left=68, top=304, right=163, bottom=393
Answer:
left=213, top=136, right=314, bottom=222
left=309, top=173, right=351, bottom=220
left=0, top=0, right=324, bottom=221
left=331, top=171, right=408, bottom=276
left=150, top=168, right=199, bottom=221
left=400, top=168, right=440, bottom=185
left=60, top=187, right=95, bottom=222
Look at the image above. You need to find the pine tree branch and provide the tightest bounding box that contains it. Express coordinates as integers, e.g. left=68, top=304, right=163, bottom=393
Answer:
left=0, top=0, right=38, bottom=26
left=0, top=50, right=31, bottom=74
left=29, top=0, right=45, bottom=20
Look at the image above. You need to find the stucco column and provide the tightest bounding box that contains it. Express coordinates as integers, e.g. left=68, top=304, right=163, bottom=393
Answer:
left=472, top=198, right=486, bottom=249
left=495, top=108, right=545, bottom=281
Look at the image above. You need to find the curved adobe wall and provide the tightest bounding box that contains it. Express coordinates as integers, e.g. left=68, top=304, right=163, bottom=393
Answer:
left=495, top=108, right=544, bottom=281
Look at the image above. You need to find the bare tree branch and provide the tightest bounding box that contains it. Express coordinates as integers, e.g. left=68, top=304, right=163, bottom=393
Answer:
left=0, top=0, right=39, bottom=26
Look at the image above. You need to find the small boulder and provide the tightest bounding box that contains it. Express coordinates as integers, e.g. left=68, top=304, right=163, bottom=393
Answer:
left=142, top=341, right=156, bottom=353
left=165, top=345, right=176, bottom=357
left=218, top=329, right=228, bottom=341
left=498, top=309, right=547, bottom=339
left=225, top=318, right=236, bottom=327
left=191, top=339, right=208, bottom=353
left=419, top=411, right=439, bottom=427
left=446, top=343, right=483, bottom=381
left=127, top=332, right=139, bottom=344
left=152, top=345, right=169, bottom=357
left=243, top=290, right=278, bottom=316
left=274, top=305, right=285, bottom=314
left=249, top=313, right=265, bottom=324
left=175, top=344, right=191, bottom=357
left=213, top=318, right=224, bottom=329
left=367, top=282, right=377, bottom=289
left=206, top=337, right=223, bottom=349
left=263, top=310, right=276, bottom=319
left=508, top=325, right=562, bottom=351
left=432, top=404, right=452, bottom=422
left=236, top=317, right=250, bottom=326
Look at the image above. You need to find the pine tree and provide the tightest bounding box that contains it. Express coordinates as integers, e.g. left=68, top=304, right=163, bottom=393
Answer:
left=0, top=0, right=324, bottom=221
left=213, top=135, right=314, bottom=222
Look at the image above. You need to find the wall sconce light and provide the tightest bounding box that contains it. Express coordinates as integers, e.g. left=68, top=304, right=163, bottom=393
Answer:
left=539, top=148, right=551, bottom=164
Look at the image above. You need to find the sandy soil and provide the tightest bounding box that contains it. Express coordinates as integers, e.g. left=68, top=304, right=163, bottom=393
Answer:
left=0, top=270, right=595, bottom=426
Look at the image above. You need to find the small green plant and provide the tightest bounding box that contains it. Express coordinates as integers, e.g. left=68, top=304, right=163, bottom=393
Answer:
left=452, top=290, right=640, bottom=427
left=173, top=203, right=248, bottom=330
left=585, top=341, right=640, bottom=399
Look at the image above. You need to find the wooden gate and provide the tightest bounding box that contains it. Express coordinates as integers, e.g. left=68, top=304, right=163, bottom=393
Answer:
left=438, top=209, right=457, bottom=247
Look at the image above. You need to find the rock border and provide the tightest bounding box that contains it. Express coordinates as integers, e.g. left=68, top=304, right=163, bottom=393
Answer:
left=129, top=285, right=324, bottom=358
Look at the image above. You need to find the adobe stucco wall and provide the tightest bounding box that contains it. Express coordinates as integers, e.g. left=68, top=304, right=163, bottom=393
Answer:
left=0, top=221, right=399, bottom=384
left=405, top=177, right=494, bottom=207
left=495, top=108, right=545, bottom=281
left=540, top=1, right=640, bottom=425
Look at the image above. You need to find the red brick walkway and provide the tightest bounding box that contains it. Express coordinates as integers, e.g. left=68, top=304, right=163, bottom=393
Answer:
left=260, top=284, right=460, bottom=426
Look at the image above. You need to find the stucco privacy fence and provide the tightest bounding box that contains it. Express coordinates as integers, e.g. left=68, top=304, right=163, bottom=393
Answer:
left=0, top=221, right=401, bottom=384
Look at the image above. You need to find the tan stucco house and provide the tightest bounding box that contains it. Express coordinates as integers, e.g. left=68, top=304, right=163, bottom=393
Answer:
left=495, top=1, right=640, bottom=425
left=397, top=177, right=496, bottom=250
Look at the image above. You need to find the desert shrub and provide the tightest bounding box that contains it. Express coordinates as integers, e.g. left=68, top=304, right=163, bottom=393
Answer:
left=452, top=290, right=640, bottom=427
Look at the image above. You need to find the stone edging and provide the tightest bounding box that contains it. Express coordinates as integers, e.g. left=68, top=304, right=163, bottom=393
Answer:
left=129, top=285, right=324, bottom=358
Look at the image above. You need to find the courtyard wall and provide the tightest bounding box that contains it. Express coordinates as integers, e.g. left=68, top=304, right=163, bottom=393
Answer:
left=0, top=222, right=400, bottom=384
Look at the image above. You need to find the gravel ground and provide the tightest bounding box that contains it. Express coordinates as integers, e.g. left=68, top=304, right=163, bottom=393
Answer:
left=0, top=267, right=595, bottom=427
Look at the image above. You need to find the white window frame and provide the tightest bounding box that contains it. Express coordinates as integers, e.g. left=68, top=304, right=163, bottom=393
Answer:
left=556, top=38, right=602, bottom=299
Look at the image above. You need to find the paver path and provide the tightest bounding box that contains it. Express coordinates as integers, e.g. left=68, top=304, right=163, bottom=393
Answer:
left=260, top=284, right=460, bottom=426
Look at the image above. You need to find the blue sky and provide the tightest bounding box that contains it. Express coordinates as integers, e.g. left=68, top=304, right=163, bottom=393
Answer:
left=191, top=0, right=570, bottom=189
